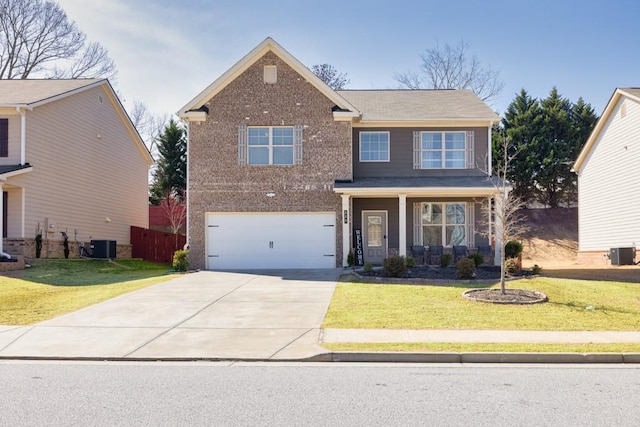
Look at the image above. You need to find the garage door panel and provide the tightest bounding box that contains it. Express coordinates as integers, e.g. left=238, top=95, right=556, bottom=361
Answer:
left=206, top=213, right=336, bottom=269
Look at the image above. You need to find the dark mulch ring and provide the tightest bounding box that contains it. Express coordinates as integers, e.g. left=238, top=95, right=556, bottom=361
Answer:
left=359, top=265, right=533, bottom=281
left=463, top=288, right=548, bottom=305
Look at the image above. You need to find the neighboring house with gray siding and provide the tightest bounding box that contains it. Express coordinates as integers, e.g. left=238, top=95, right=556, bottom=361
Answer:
left=178, top=38, right=502, bottom=270
left=573, top=88, right=640, bottom=265
left=0, top=79, right=153, bottom=261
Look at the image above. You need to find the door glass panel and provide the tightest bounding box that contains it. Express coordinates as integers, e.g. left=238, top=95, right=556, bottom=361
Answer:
left=367, top=215, right=383, bottom=247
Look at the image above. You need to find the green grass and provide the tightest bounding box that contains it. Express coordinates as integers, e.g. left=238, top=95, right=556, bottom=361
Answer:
left=324, top=343, right=640, bottom=353
left=0, top=259, right=177, bottom=325
left=323, top=277, right=640, bottom=331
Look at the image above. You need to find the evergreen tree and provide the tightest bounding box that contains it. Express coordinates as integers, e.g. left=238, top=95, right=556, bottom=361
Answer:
left=537, top=87, right=573, bottom=208
left=150, top=119, right=186, bottom=205
left=498, top=89, right=542, bottom=203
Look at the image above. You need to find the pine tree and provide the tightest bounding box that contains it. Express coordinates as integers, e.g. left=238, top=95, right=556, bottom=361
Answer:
left=150, top=119, right=186, bottom=205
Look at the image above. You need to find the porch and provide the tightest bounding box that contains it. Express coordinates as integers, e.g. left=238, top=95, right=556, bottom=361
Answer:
left=334, top=176, right=505, bottom=266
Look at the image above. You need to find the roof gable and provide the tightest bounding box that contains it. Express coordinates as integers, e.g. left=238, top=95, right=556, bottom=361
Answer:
left=573, top=88, right=640, bottom=172
left=177, top=37, right=359, bottom=119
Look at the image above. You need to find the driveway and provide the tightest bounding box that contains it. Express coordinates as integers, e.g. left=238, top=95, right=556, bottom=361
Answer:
left=0, top=269, right=341, bottom=360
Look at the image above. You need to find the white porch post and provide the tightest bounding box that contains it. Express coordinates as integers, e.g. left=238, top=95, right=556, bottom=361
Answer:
left=18, top=108, right=26, bottom=165
left=494, top=194, right=503, bottom=266
left=341, top=194, right=350, bottom=267
left=398, top=193, right=407, bottom=257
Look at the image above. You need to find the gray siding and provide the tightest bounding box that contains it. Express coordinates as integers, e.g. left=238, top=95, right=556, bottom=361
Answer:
left=353, top=127, right=489, bottom=178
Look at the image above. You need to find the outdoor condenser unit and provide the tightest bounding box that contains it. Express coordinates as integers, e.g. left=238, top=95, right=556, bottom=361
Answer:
left=609, top=247, right=635, bottom=266
left=91, top=240, right=117, bottom=259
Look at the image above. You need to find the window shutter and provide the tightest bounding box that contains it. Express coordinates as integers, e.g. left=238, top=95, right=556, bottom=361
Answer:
left=238, top=124, right=247, bottom=165
left=466, top=130, right=474, bottom=169
left=0, top=119, right=8, bottom=158
left=466, top=203, right=475, bottom=248
left=294, top=124, right=303, bottom=165
left=413, top=131, right=420, bottom=169
left=413, top=202, right=422, bottom=245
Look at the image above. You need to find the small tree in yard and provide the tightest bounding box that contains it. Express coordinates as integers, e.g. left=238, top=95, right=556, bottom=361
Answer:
left=162, top=193, right=187, bottom=238
left=483, top=135, right=528, bottom=294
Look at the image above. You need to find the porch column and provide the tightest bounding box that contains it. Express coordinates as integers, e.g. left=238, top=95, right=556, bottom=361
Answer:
left=398, top=193, right=407, bottom=257
left=341, top=194, right=350, bottom=267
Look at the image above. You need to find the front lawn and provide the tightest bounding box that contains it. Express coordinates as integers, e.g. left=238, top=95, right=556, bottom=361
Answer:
left=0, top=259, right=177, bottom=325
left=323, top=276, right=640, bottom=331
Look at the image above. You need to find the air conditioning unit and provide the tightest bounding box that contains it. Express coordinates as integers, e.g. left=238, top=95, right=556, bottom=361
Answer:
left=609, top=247, right=635, bottom=266
left=91, top=240, right=117, bottom=259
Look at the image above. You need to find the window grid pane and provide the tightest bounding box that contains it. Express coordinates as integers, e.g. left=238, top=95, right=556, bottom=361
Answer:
left=360, top=132, right=389, bottom=162
left=247, top=127, right=294, bottom=165
left=422, top=203, right=466, bottom=246
left=421, top=132, right=466, bottom=169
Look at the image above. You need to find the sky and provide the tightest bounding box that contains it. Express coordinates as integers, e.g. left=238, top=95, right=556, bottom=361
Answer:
left=55, top=0, right=640, bottom=120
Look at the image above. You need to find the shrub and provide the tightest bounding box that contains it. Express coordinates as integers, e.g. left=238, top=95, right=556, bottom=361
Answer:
left=456, top=257, right=476, bottom=279
left=383, top=255, right=407, bottom=277
left=440, top=253, right=452, bottom=268
left=467, top=252, right=484, bottom=267
left=530, top=264, right=543, bottom=275
left=504, top=258, right=519, bottom=275
left=347, top=250, right=355, bottom=267
left=505, top=241, right=524, bottom=259
left=172, top=249, right=189, bottom=272
left=363, top=263, right=373, bottom=273
left=405, top=256, right=415, bottom=268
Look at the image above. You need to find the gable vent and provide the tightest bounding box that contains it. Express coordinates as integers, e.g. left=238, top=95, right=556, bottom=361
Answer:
left=264, top=65, right=277, bottom=84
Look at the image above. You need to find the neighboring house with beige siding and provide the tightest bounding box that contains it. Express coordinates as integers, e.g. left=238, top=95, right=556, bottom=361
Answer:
left=178, top=38, right=502, bottom=270
left=573, top=88, right=640, bottom=265
left=0, top=79, right=153, bottom=261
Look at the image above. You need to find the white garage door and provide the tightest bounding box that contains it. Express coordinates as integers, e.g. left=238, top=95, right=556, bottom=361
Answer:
left=206, top=212, right=336, bottom=269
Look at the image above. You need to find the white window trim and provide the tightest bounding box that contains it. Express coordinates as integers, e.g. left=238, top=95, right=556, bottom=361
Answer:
left=359, top=131, right=390, bottom=163
left=420, top=131, right=467, bottom=169
left=247, top=126, right=294, bottom=166
left=419, top=202, right=467, bottom=247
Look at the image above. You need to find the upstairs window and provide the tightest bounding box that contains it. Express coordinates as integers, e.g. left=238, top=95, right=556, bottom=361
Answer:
left=421, top=131, right=466, bottom=169
left=360, top=131, right=389, bottom=162
left=413, top=130, right=474, bottom=169
left=248, top=127, right=294, bottom=165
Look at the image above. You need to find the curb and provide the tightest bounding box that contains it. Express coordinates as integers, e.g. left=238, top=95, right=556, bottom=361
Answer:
left=1, top=352, right=639, bottom=364
left=329, top=352, right=640, bottom=364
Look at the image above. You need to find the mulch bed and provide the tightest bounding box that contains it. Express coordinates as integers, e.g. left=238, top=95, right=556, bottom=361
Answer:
left=359, top=265, right=532, bottom=281
left=463, top=288, right=548, bottom=305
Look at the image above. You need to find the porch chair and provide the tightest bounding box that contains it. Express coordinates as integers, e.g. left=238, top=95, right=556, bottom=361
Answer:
left=453, top=245, right=468, bottom=262
left=410, top=245, right=426, bottom=264
left=427, top=245, right=443, bottom=265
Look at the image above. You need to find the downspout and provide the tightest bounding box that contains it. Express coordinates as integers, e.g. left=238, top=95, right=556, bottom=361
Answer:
left=487, top=120, right=493, bottom=176
left=0, top=181, right=9, bottom=259
left=18, top=107, right=26, bottom=165
left=184, top=119, right=190, bottom=251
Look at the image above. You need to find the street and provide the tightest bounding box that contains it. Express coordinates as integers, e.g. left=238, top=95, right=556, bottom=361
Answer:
left=2, top=361, right=639, bottom=426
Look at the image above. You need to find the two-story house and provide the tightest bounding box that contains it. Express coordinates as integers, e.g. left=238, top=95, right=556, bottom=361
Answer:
left=178, top=38, right=501, bottom=270
left=0, top=79, right=153, bottom=263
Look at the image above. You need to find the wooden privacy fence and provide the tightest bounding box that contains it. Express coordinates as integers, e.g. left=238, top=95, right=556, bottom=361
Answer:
left=131, top=226, right=186, bottom=264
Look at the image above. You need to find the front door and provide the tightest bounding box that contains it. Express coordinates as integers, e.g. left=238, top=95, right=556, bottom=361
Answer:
left=363, top=211, right=387, bottom=264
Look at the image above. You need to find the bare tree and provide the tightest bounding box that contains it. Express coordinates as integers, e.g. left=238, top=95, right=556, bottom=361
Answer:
left=311, top=64, right=350, bottom=90
left=162, top=193, right=186, bottom=237
left=394, top=40, right=504, bottom=104
left=0, top=0, right=116, bottom=79
left=129, top=101, right=166, bottom=156
left=481, top=136, right=528, bottom=293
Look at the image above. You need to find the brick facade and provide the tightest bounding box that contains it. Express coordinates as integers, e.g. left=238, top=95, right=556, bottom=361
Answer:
left=187, top=52, right=352, bottom=269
